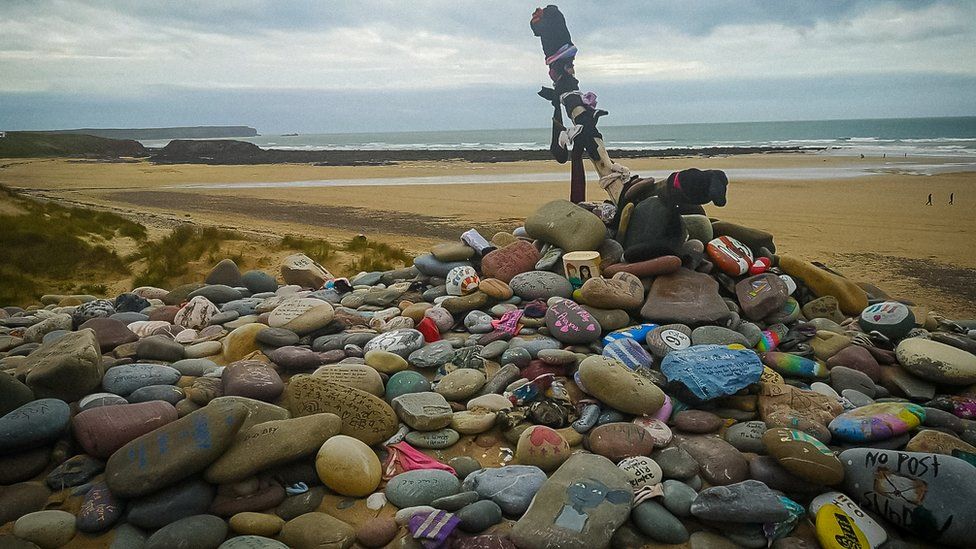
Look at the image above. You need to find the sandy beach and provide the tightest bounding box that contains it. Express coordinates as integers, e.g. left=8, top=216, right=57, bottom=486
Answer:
left=2, top=152, right=974, bottom=317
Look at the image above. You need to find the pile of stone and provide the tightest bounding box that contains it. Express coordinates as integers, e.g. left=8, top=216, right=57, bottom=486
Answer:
left=2, top=198, right=976, bottom=549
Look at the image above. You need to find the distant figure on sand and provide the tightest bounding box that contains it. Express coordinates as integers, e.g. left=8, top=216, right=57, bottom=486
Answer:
left=949, top=193, right=954, bottom=205
left=926, top=194, right=933, bottom=206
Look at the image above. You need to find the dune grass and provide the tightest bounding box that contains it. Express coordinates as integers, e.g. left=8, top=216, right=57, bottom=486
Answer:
left=0, top=186, right=136, bottom=305
left=128, top=225, right=243, bottom=287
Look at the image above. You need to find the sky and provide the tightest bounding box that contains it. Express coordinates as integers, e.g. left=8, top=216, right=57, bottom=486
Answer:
left=1, top=0, right=975, bottom=133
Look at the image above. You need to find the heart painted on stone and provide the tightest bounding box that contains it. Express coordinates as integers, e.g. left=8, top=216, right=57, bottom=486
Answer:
left=530, top=427, right=564, bottom=447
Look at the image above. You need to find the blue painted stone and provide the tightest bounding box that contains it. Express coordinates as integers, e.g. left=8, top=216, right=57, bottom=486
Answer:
left=462, top=465, right=547, bottom=516
left=0, top=398, right=70, bottom=453
left=661, top=345, right=762, bottom=401
left=602, top=338, right=652, bottom=371
left=602, top=323, right=658, bottom=346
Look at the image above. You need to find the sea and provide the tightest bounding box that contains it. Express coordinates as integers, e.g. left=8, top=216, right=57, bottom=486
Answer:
left=142, top=116, right=976, bottom=158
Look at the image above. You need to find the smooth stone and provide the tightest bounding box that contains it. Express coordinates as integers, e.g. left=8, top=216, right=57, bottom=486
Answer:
left=110, top=523, right=148, bottom=549
left=431, top=490, right=480, bottom=512
left=127, top=384, right=184, bottom=404
left=105, top=400, right=248, bottom=498
left=386, top=469, right=461, bottom=508
left=661, top=479, right=698, bottom=518
left=363, top=329, right=425, bottom=358
left=22, top=328, right=103, bottom=402
left=102, top=363, right=181, bottom=396
left=73, top=401, right=179, bottom=457
left=778, top=255, right=868, bottom=314
left=414, top=253, right=473, bottom=277
left=136, top=334, right=186, bottom=362
left=880, top=366, right=936, bottom=401
left=652, top=446, right=699, bottom=479
left=509, top=271, right=574, bottom=301
left=274, top=486, right=326, bottom=521
left=255, top=327, right=299, bottom=347
left=452, top=409, right=497, bottom=435
left=691, top=479, right=789, bottom=522
left=126, top=478, right=216, bottom=529
left=618, top=455, right=663, bottom=490
left=661, top=345, right=762, bottom=401
left=762, top=351, right=828, bottom=379
left=13, top=510, right=76, bottom=549
left=457, top=499, right=503, bottom=533
left=632, top=500, right=689, bottom=544
left=145, top=514, right=228, bottom=549
left=579, top=272, right=645, bottom=310
left=829, top=402, right=925, bottom=442
left=467, top=393, right=513, bottom=411
left=281, top=375, right=398, bottom=445
left=80, top=317, right=138, bottom=351
left=277, top=512, right=356, bottom=549
left=436, top=368, right=487, bottom=401
left=692, top=325, right=750, bottom=347
left=409, top=340, right=456, bottom=369
left=905, top=429, right=976, bottom=455
left=758, top=382, right=843, bottom=443
left=735, top=273, right=789, bottom=321
left=830, top=366, right=877, bottom=397
left=0, top=482, right=51, bottom=526
left=405, top=428, right=460, bottom=449
left=45, top=454, right=103, bottom=489
left=640, top=268, right=731, bottom=326
left=206, top=413, right=342, bottom=484
left=587, top=422, right=655, bottom=462
left=221, top=361, right=283, bottom=402
left=679, top=436, right=749, bottom=486
left=392, top=392, right=454, bottom=431
left=841, top=448, right=975, bottom=546
left=524, top=199, right=606, bottom=252
left=808, top=491, right=888, bottom=549
left=0, top=398, right=70, bottom=454
left=242, top=270, right=279, bottom=294
left=0, top=447, right=49, bottom=484
left=462, top=465, right=547, bottom=516
left=316, top=434, right=382, bottom=497
left=673, top=410, right=724, bottom=433
left=355, top=517, right=398, bottom=548
left=510, top=454, right=631, bottom=549
left=577, top=355, right=665, bottom=415
left=896, top=338, right=976, bottom=385
left=763, top=427, right=844, bottom=485
left=724, top=420, right=768, bottom=453
left=188, top=284, right=242, bottom=304
left=219, top=536, right=288, bottom=549
left=0, top=372, right=34, bottom=416
left=229, top=512, right=285, bottom=537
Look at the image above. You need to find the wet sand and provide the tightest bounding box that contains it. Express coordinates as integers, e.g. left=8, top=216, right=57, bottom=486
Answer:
left=2, top=153, right=974, bottom=317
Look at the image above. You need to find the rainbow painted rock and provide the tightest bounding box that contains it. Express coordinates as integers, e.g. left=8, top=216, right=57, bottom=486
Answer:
left=828, top=402, right=925, bottom=442
left=762, top=352, right=828, bottom=379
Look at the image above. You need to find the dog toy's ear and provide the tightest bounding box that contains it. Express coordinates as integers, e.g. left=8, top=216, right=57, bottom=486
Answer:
left=667, top=169, right=729, bottom=207
left=531, top=5, right=573, bottom=58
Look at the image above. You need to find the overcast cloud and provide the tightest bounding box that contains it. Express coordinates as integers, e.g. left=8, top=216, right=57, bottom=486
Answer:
left=1, top=0, right=974, bottom=132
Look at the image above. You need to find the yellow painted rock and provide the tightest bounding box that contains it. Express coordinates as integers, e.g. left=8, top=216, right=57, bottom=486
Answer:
left=778, top=255, right=868, bottom=315
left=815, top=503, right=870, bottom=549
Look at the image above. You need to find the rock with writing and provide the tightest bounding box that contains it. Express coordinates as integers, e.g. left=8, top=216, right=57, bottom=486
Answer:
left=579, top=272, right=644, bottom=310
left=312, top=364, right=385, bottom=396
left=763, top=427, right=845, bottom=485
left=510, top=454, right=632, bottom=549
left=222, top=360, right=284, bottom=402
left=205, top=413, right=341, bottom=484
left=0, top=398, right=70, bottom=454
left=174, top=296, right=220, bottom=330
left=280, top=253, right=333, bottom=289
left=102, top=363, right=181, bottom=397
left=545, top=299, right=602, bottom=345
left=617, top=456, right=663, bottom=490
left=72, top=401, right=178, bottom=458
left=77, top=482, right=123, bottom=533
left=267, top=297, right=335, bottom=335
left=661, top=345, right=762, bottom=401
left=840, top=448, right=974, bottom=547
left=105, top=399, right=248, bottom=498
left=586, top=423, right=655, bottom=463
left=758, top=382, right=843, bottom=443
left=363, top=329, right=426, bottom=358
left=446, top=265, right=481, bottom=296
left=640, top=269, right=731, bottom=326
left=510, top=271, right=574, bottom=301
left=809, top=491, right=888, bottom=549
left=481, top=240, right=541, bottom=283
left=735, top=273, right=789, bottom=321
left=281, top=375, right=398, bottom=445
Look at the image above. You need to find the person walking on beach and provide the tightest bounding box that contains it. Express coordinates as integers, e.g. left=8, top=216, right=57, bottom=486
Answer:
left=926, top=193, right=933, bottom=206
left=949, top=193, right=954, bottom=205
